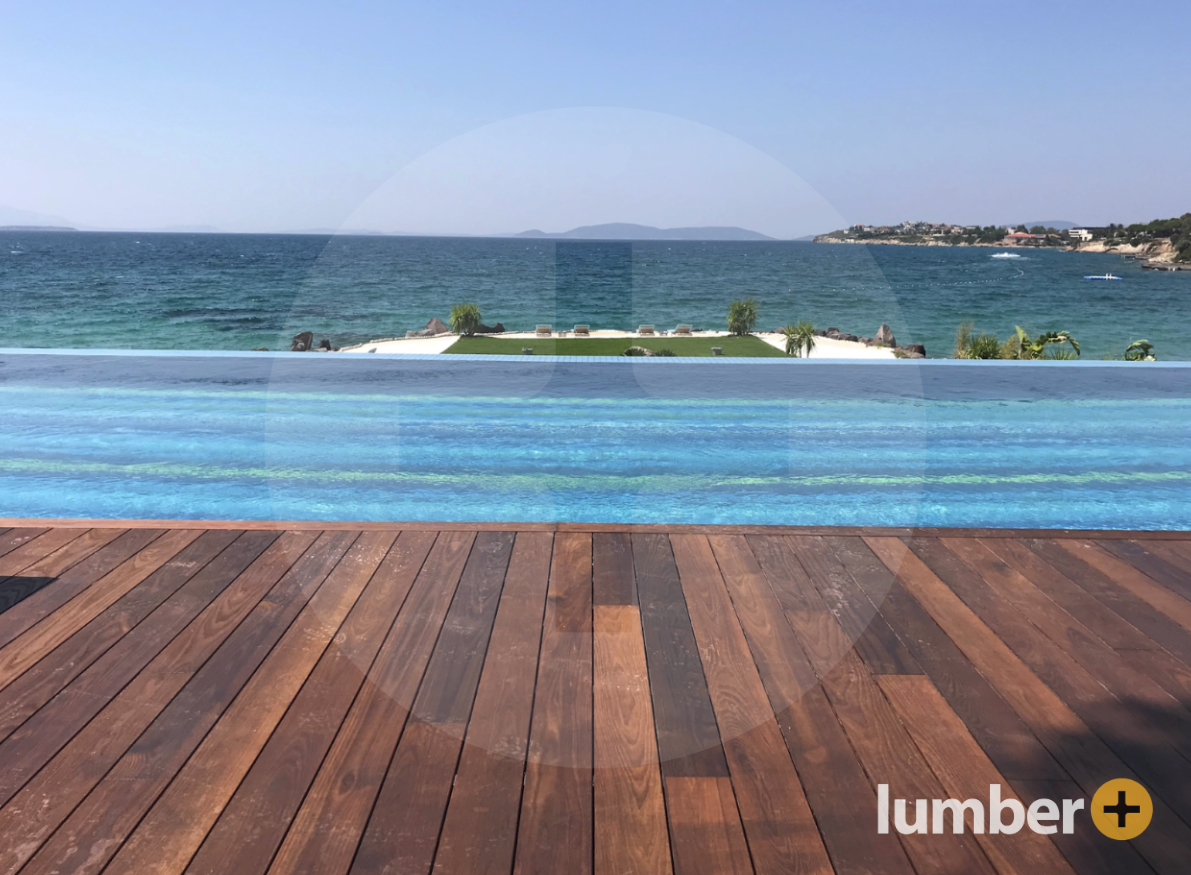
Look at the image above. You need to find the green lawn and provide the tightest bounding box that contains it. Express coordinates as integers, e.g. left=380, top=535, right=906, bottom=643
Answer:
left=443, top=334, right=787, bottom=357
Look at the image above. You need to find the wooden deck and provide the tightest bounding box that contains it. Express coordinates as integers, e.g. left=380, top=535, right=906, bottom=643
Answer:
left=0, top=523, right=1189, bottom=874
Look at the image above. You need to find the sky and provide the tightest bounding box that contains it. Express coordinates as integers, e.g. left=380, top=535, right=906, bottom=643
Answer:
left=1, top=0, right=1188, bottom=236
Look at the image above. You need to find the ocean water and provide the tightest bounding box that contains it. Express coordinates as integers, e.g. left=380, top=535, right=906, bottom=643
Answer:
left=2, top=352, right=1188, bottom=528
left=2, top=231, right=1188, bottom=359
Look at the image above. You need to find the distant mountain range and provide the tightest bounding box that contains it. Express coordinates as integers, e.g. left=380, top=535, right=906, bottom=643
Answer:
left=512, top=223, right=774, bottom=241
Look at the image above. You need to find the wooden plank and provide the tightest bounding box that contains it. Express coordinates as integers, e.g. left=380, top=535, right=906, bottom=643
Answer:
left=878, top=674, right=1076, bottom=875
left=708, top=535, right=915, bottom=875
left=671, top=533, right=832, bottom=875
left=513, top=532, right=594, bottom=875
left=864, top=536, right=1191, bottom=875
left=664, top=777, right=753, bottom=875
left=594, top=604, right=671, bottom=875
left=0, top=527, right=129, bottom=636
left=913, top=537, right=1191, bottom=819
left=97, top=531, right=408, bottom=875
left=0, top=530, right=273, bottom=749
left=824, top=535, right=1069, bottom=782
left=1053, top=539, right=1191, bottom=636
left=1096, top=539, right=1191, bottom=601
left=0, top=528, right=83, bottom=577
left=1133, top=539, right=1191, bottom=578
left=430, top=531, right=553, bottom=875
left=945, top=538, right=1191, bottom=751
left=594, top=531, right=636, bottom=606
left=0, top=529, right=202, bottom=692
left=980, top=537, right=1160, bottom=650
left=0, top=529, right=241, bottom=741
left=0, top=527, right=48, bottom=560
left=0, top=530, right=322, bottom=875
left=788, top=534, right=922, bottom=674
left=331, top=532, right=512, bottom=875
left=1119, top=647, right=1191, bottom=704
left=633, top=533, right=728, bottom=777
left=1014, top=779, right=1154, bottom=875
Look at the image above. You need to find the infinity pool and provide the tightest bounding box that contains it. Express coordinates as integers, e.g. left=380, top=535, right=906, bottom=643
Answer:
left=2, top=351, right=1188, bottom=529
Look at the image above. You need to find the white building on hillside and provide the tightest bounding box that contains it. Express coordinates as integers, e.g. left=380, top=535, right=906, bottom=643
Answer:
left=1069, top=229, right=1094, bottom=242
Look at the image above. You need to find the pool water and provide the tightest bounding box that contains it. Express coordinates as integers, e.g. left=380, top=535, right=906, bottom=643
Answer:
left=2, top=352, right=1188, bottom=529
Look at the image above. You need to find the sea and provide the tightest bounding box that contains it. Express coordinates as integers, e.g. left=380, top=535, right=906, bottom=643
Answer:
left=2, top=230, right=1187, bottom=359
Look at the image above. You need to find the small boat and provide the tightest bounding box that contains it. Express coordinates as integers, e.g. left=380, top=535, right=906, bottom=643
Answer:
left=1084, top=274, right=1122, bottom=281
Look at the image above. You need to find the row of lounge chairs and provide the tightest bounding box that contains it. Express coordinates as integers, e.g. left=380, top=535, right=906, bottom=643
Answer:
left=538, top=324, right=693, bottom=337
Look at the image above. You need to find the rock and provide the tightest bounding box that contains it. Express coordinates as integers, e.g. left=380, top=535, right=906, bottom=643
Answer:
left=251, top=347, right=269, bottom=352
left=813, top=329, right=827, bottom=337
left=902, top=343, right=926, bottom=357
left=476, top=322, right=505, bottom=334
left=424, top=317, right=450, bottom=335
left=318, top=339, right=332, bottom=351
left=290, top=331, right=314, bottom=352
left=860, top=337, right=873, bottom=346
left=826, top=327, right=841, bottom=338
left=875, top=323, right=896, bottom=346
left=840, top=333, right=859, bottom=342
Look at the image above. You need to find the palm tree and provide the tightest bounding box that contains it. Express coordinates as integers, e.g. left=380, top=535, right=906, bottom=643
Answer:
left=1013, top=327, right=1079, bottom=359
left=781, top=321, right=816, bottom=357
left=727, top=298, right=758, bottom=336
left=449, top=303, right=482, bottom=336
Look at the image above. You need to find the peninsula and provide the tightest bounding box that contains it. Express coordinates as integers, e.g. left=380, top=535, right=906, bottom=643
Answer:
left=814, top=213, right=1191, bottom=263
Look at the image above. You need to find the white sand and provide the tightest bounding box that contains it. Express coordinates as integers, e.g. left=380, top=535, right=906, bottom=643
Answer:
left=341, top=329, right=898, bottom=359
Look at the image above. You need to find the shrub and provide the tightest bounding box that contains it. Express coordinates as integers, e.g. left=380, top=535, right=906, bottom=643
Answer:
left=1125, top=340, right=1156, bottom=361
left=781, top=321, right=816, bottom=357
left=449, top=303, right=482, bottom=336
left=622, top=346, right=649, bottom=356
left=727, top=298, right=758, bottom=336
left=654, top=348, right=677, bottom=356
left=1013, top=327, right=1080, bottom=360
left=966, top=333, right=1003, bottom=359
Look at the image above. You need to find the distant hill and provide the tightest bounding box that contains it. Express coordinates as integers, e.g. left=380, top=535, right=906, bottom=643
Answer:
left=0, top=225, right=77, bottom=232
left=513, top=223, right=774, bottom=241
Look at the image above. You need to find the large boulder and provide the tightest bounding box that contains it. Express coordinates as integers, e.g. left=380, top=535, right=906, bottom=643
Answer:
left=901, top=343, right=927, bottom=358
left=875, top=323, right=896, bottom=346
left=424, top=317, right=450, bottom=335
left=290, top=331, right=314, bottom=352
left=475, top=322, right=505, bottom=334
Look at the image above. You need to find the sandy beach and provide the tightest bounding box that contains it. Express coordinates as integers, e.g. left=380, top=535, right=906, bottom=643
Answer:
left=340, top=329, right=898, bottom=359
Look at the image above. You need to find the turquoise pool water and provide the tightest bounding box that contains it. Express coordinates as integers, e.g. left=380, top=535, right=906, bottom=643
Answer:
left=2, top=352, right=1188, bottom=529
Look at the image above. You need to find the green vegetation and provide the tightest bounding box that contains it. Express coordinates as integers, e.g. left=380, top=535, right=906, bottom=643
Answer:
left=727, top=298, right=758, bottom=336
left=449, top=303, right=482, bottom=336
left=444, top=335, right=785, bottom=357
left=953, top=322, right=1081, bottom=360
left=1125, top=340, right=1156, bottom=362
left=781, top=321, right=816, bottom=357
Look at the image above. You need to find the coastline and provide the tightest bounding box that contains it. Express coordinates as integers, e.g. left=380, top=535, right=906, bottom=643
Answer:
left=813, top=235, right=1183, bottom=264
left=339, top=329, right=899, bottom=359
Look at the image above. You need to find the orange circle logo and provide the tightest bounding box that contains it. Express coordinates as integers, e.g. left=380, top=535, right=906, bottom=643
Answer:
left=1091, top=779, right=1152, bottom=840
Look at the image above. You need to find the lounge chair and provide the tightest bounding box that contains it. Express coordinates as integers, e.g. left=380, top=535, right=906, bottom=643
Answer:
left=573, top=325, right=590, bottom=336
left=536, top=325, right=552, bottom=337
left=674, top=324, right=692, bottom=336
left=638, top=325, right=655, bottom=336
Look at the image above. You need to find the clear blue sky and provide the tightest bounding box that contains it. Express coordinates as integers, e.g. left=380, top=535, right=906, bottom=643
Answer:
left=2, top=0, right=1187, bottom=235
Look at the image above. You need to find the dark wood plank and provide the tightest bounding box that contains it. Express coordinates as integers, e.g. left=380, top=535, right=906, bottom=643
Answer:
left=664, top=777, right=753, bottom=875
left=824, top=535, right=1069, bottom=782
left=594, top=604, right=671, bottom=875
left=430, top=531, right=553, bottom=875
left=879, top=674, right=1076, bottom=875
left=0, top=530, right=323, bottom=875
left=1097, top=539, right=1191, bottom=601
left=0, top=528, right=83, bottom=577
left=513, top=532, right=593, bottom=875
left=912, top=537, right=1191, bottom=821
left=0, top=527, right=131, bottom=640
left=15, top=530, right=356, bottom=875
left=0, top=529, right=242, bottom=741
left=633, top=533, right=728, bottom=778
left=0, top=527, right=48, bottom=560
left=671, top=534, right=833, bottom=875
left=594, top=531, right=636, bottom=606
left=980, top=537, right=1161, bottom=650
left=1049, top=539, right=1191, bottom=639
left=322, top=532, right=511, bottom=875
left=864, top=536, right=1191, bottom=875
left=788, top=534, right=922, bottom=674
left=0, top=529, right=201, bottom=691
left=707, top=535, right=915, bottom=875
left=99, top=531, right=408, bottom=875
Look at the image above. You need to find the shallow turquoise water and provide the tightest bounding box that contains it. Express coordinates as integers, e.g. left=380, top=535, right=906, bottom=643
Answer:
left=2, top=353, right=1187, bottom=528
